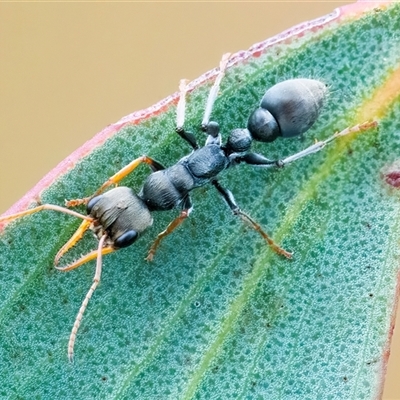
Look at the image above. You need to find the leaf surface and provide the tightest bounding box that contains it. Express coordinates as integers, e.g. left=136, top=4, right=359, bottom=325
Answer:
left=1, top=1, right=400, bottom=398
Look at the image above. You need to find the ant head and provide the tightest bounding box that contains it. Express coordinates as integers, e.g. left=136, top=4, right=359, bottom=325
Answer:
left=87, top=187, right=153, bottom=249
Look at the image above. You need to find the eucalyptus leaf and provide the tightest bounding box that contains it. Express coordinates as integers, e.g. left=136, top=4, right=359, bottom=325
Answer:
left=1, top=2, right=400, bottom=399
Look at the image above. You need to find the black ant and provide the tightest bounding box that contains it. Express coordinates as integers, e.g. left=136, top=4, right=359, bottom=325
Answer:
left=0, top=53, right=376, bottom=361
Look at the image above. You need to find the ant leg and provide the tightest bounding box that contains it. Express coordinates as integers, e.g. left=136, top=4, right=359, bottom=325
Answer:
left=176, top=79, right=199, bottom=150
left=146, top=197, right=192, bottom=261
left=65, top=233, right=111, bottom=362
left=235, top=121, right=378, bottom=169
left=66, top=155, right=166, bottom=207
left=279, top=121, right=377, bottom=166
left=212, top=180, right=292, bottom=259
left=201, top=53, right=231, bottom=129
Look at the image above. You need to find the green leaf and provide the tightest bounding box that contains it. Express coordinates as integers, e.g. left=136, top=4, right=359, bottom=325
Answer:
left=1, top=2, right=400, bottom=398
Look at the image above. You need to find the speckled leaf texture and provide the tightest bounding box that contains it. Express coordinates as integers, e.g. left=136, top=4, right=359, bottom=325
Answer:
left=1, top=2, right=400, bottom=399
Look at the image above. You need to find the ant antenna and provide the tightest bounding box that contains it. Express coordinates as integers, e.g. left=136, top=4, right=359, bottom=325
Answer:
left=67, top=233, right=107, bottom=362
left=0, top=204, right=92, bottom=226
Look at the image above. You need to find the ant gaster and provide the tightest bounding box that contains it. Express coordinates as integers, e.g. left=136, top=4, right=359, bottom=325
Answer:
left=0, top=53, right=376, bottom=361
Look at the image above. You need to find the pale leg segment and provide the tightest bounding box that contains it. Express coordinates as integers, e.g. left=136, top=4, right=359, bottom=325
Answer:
left=176, top=79, right=189, bottom=131
left=175, top=79, right=199, bottom=150
left=279, top=121, right=378, bottom=167
left=201, top=53, right=231, bottom=128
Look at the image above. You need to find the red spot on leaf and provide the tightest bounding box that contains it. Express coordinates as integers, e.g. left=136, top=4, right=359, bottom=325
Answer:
left=386, top=172, right=400, bottom=188
left=382, top=161, right=400, bottom=188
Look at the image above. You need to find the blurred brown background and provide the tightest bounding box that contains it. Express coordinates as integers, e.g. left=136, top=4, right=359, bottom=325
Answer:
left=0, top=3, right=398, bottom=398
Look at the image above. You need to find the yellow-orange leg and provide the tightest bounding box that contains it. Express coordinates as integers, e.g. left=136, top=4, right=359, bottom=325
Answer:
left=146, top=210, right=190, bottom=261
left=236, top=210, right=292, bottom=259
left=54, top=219, right=92, bottom=265
left=66, top=155, right=165, bottom=207
left=0, top=204, right=92, bottom=224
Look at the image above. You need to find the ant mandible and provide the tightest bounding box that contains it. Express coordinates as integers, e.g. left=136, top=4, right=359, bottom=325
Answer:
left=0, top=53, right=376, bottom=361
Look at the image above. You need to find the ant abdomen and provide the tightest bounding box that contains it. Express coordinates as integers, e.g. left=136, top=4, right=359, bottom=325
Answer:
left=247, top=78, right=327, bottom=143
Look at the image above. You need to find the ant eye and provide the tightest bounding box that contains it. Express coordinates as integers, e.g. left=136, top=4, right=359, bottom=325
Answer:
left=86, top=195, right=103, bottom=214
left=114, top=230, right=138, bottom=248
